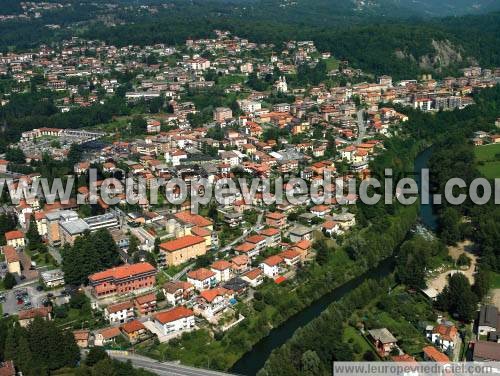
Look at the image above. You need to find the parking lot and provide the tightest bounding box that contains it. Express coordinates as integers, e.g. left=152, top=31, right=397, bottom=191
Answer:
left=0, top=284, right=65, bottom=316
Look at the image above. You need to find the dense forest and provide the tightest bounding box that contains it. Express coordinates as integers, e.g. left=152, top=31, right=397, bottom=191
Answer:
left=1, top=1, right=500, bottom=79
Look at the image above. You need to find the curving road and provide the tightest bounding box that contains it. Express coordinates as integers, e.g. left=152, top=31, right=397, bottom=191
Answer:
left=108, top=352, right=237, bottom=376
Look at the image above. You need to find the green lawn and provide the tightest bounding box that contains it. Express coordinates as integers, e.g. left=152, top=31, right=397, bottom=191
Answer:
left=491, top=272, right=500, bottom=289
left=324, top=57, right=340, bottom=71
left=343, top=326, right=376, bottom=360
left=475, top=144, right=500, bottom=179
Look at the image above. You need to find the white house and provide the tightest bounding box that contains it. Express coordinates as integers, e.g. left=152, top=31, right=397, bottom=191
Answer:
left=153, top=306, right=195, bottom=335
left=210, top=260, right=233, bottom=282
left=427, top=323, right=458, bottom=353
left=194, top=287, right=233, bottom=320
left=104, top=301, right=135, bottom=324
left=5, top=230, right=25, bottom=248
left=187, top=268, right=217, bottom=291
left=241, top=268, right=264, bottom=287
left=260, top=255, right=284, bottom=278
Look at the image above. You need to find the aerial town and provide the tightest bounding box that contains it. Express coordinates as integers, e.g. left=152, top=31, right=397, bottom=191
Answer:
left=1, top=28, right=500, bottom=376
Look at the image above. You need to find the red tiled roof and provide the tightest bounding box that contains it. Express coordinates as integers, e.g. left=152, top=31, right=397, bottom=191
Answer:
left=423, top=346, right=449, bottom=362
left=159, top=235, right=205, bottom=252
left=98, top=326, right=121, bottom=339
left=3, top=246, right=19, bottom=263
left=246, top=234, right=266, bottom=244
left=121, top=320, right=145, bottom=334
left=243, top=268, right=262, bottom=280
left=73, top=330, right=90, bottom=341
left=199, top=287, right=229, bottom=303
left=135, top=293, right=156, bottom=305
left=89, top=262, right=155, bottom=282
left=279, top=249, right=300, bottom=260
left=266, top=212, right=285, bottom=220
left=211, top=260, right=232, bottom=271
left=274, top=276, right=286, bottom=284
left=106, top=300, right=133, bottom=313
left=154, top=306, right=193, bottom=324
left=231, top=255, right=249, bottom=266
left=263, top=255, right=283, bottom=267
left=190, top=226, right=211, bottom=237
left=174, top=211, right=212, bottom=228
left=5, top=230, right=23, bottom=241
left=18, top=306, right=51, bottom=320
left=234, top=242, right=256, bottom=253
left=187, top=268, right=215, bottom=281
left=259, top=227, right=280, bottom=236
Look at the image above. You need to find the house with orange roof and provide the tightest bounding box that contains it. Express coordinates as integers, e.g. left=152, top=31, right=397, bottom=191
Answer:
left=259, top=227, right=281, bottom=247
left=422, top=345, right=449, bottom=363
left=174, top=211, right=213, bottom=230
left=18, top=306, right=52, bottom=327
left=241, top=268, right=264, bottom=287
left=260, top=255, right=284, bottom=278
left=2, top=246, right=21, bottom=275
left=88, top=262, right=156, bottom=298
left=187, top=268, right=217, bottom=291
left=245, top=234, right=267, bottom=253
left=73, top=330, right=90, bottom=348
left=194, top=287, right=233, bottom=320
left=234, top=242, right=259, bottom=259
left=427, top=323, right=458, bottom=352
left=163, top=281, right=194, bottom=307
left=310, top=204, right=331, bottom=218
left=134, top=292, right=157, bottom=316
left=279, top=249, right=301, bottom=266
left=154, top=306, right=195, bottom=336
left=5, top=230, right=25, bottom=248
left=94, top=327, right=121, bottom=347
left=210, top=260, right=233, bottom=282
left=230, top=255, right=249, bottom=274
left=0, top=159, right=8, bottom=174
left=265, top=212, right=287, bottom=229
left=159, top=235, right=207, bottom=267
left=120, top=320, right=147, bottom=343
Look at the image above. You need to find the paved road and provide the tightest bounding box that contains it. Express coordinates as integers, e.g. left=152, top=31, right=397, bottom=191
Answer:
left=355, top=109, right=366, bottom=144
left=108, top=352, right=237, bottom=376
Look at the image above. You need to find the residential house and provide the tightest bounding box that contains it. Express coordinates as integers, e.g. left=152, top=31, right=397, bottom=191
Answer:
left=265, top=212, right=287, bottom=228
left=241, top=268, right=264, bottom=287
left=163, top=281, right=194, bottom=306
left=422, top=345, right=449, bottom=362
left=3, top=246, right=21, bottom=276
left=234, top=242, right=259, bottom=259
left=259, top=227, right=281, bottom=247
left=367, top=328, right=398, bottom=357
left=260, top=255, right=284, bottom=278
left=245, top=234, right=267, bottom=254
left=18, top=306, right=52, bottom=327
left=153, top=306, right=195, bottom=336
left=187, top=268, right=217, bottom=291
left=120, top=320, right=147, bottom=343
left=5, top=230, right=25, bottom=248
left=279, top=249, right=301, bottom=266
left=478, top=305, right=500, bottom=336
left=427, top=323, right=458, bottom=352
left=104, top=301, right=135, bottom=324
left=194, top=287, right=233, bottom=320
left=88, top=262, right=156, bottom=298
left=73, top=330, right=90, bottom=348
left=230, top=255, right=249, bottom=274
left=289, top=225, right=313, bottom=243
left=134, top=293, right=157, bottom=316
left=159, top=235, right=207, bottom=267
left=210, top=260, right=233, bottom=282
left=94, top=327, right=121, bottom=347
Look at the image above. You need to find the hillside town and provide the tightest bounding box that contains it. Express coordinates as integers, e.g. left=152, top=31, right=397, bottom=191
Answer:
left=1, top=30, right=500, bottom=375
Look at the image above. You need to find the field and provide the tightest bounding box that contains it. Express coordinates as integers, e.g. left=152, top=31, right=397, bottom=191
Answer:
left=475, top=143, right=500, bottom=179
